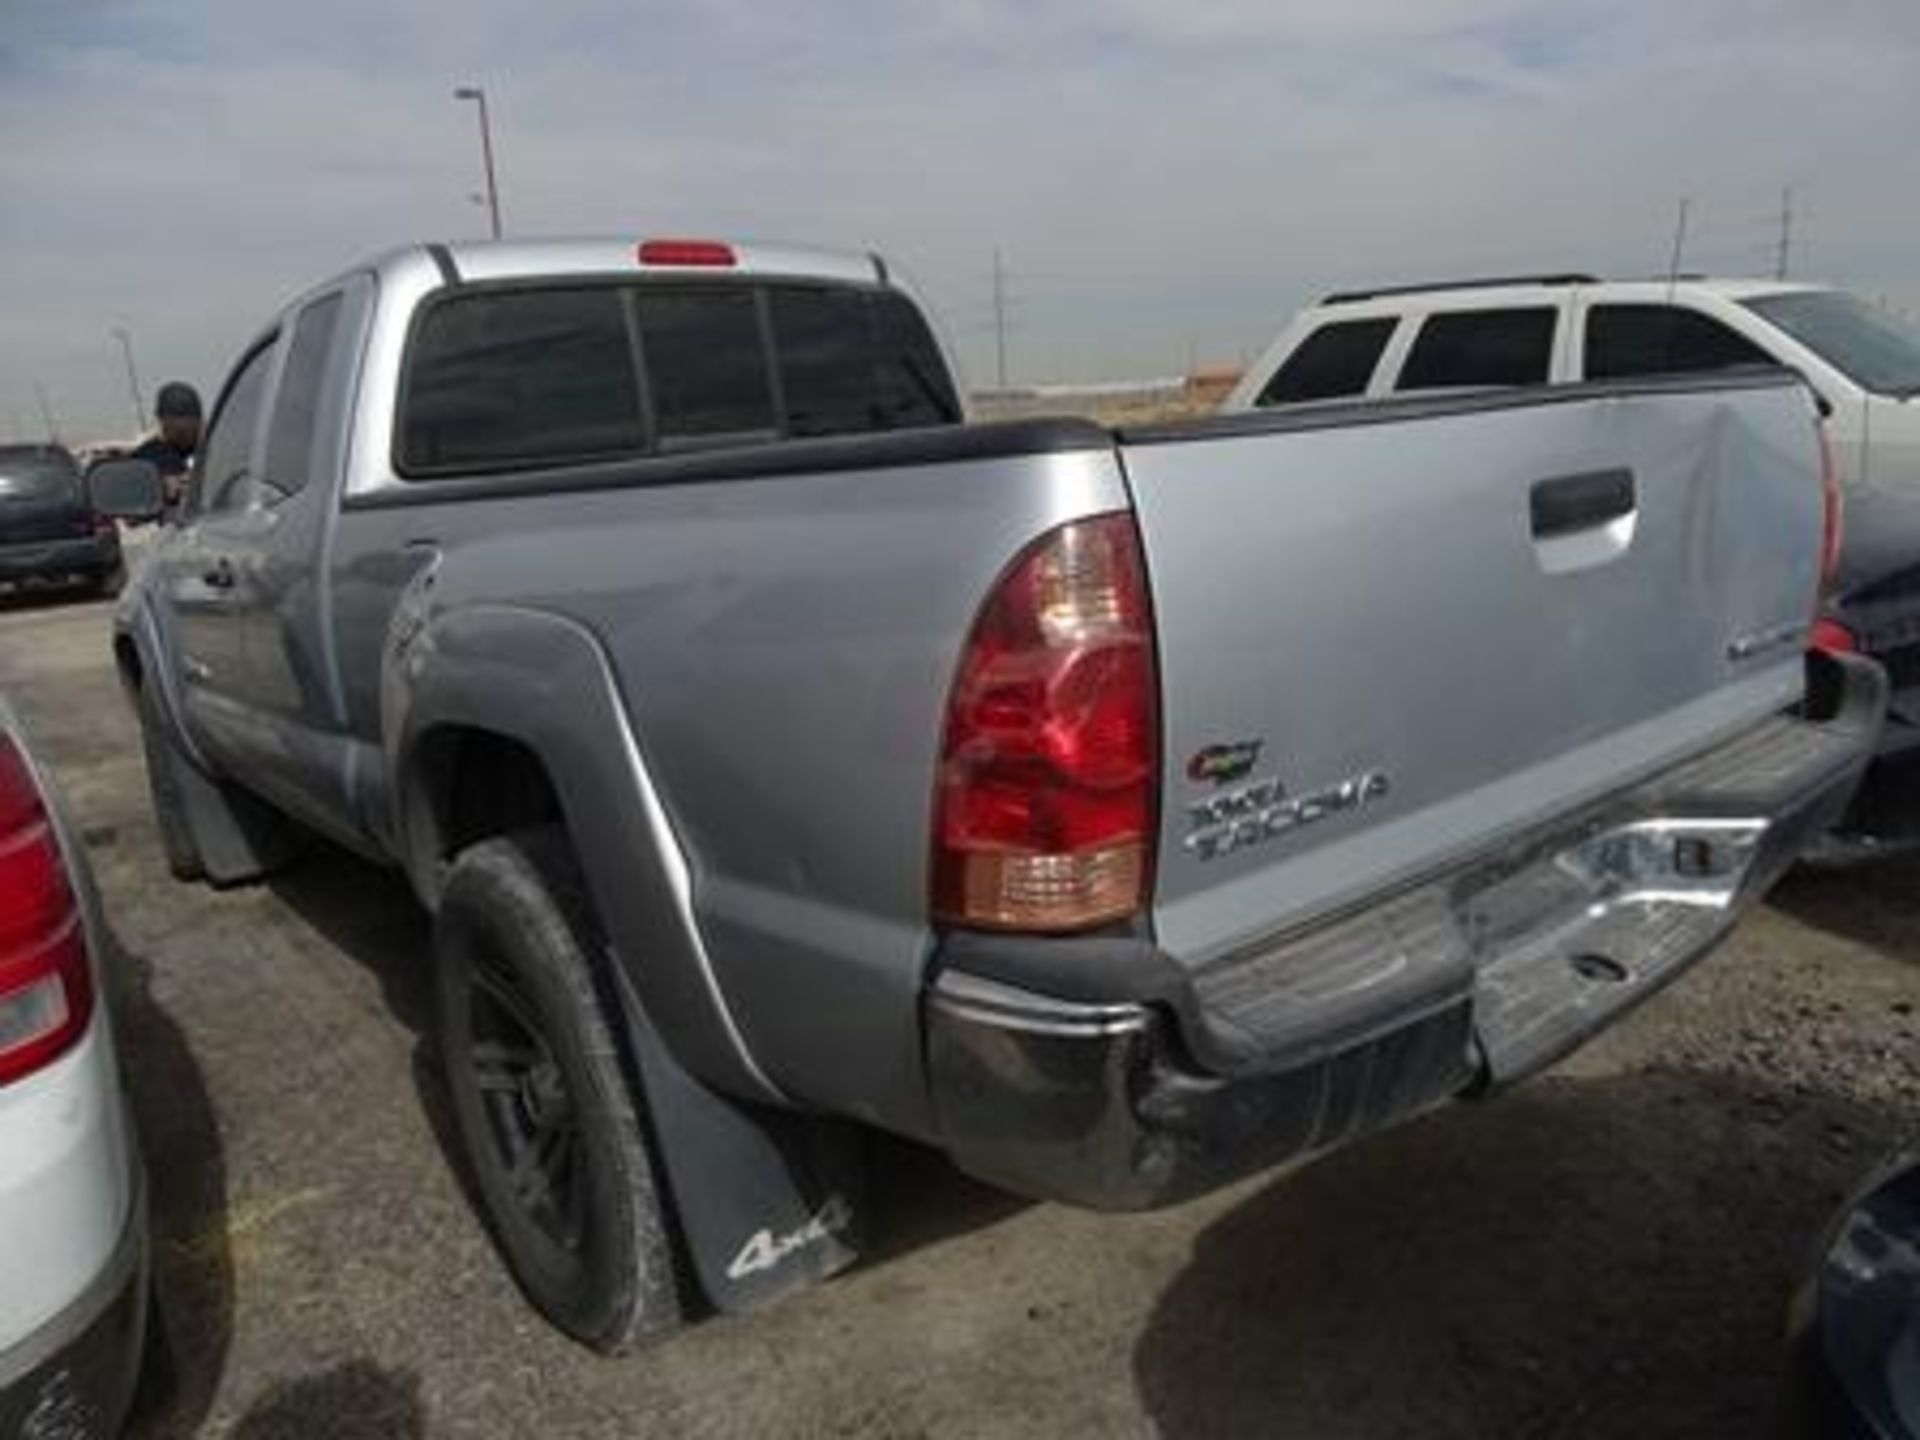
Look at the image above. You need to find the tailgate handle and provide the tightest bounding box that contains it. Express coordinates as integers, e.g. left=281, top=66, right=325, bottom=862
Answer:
left=1530, top=468, right=1635, bottom=540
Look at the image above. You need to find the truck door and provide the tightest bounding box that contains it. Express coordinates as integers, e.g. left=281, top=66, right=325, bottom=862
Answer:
left=158, top=334, right=279, bottom=770
left=217, top=279, right=376, bottom=841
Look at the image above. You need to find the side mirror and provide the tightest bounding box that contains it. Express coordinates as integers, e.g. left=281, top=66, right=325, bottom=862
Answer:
left=1813, top=391, right=1836, bottom=420
left=87, top=457, right=165, bottom=523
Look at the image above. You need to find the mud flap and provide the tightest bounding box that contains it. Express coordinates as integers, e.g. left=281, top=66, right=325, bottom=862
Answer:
left=164, top=742, right=300, bottom=886
left=607, top=966, right=867, bottom=1315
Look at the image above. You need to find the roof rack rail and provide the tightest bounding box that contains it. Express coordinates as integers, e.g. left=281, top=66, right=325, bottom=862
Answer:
left=1321, top=273, right=1599, bottom=305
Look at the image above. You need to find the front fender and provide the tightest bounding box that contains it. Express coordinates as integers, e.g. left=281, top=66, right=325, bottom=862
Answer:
left=386, top=601, right=784, bottom=1106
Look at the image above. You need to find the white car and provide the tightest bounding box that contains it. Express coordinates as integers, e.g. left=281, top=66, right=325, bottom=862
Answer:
left=0, top=700, right=147, bottom=1438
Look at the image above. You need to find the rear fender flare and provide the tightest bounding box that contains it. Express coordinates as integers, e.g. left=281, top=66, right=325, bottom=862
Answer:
left=386, top=602, right=782, bottom=1106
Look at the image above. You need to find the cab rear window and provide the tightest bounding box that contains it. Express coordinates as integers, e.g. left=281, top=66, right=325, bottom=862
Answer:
left=400, top=289, right=646, bottom=474
left=398, top=281, right=959, bottom=477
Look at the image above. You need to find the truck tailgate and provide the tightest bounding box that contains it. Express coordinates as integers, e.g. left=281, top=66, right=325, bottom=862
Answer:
left=1120, top=374, right=1824, bottom=964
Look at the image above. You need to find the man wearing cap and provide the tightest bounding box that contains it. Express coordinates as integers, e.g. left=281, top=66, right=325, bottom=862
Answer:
left=129, top=382, right=203, bottom=517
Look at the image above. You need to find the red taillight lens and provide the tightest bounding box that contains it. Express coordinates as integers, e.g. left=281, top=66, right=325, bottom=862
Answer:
left=1818, top=421, right=1844, bottom=596
left=933, top=514, right=1159, bottom=931
left=637, top=239, right=736, bottom=268
left=0, top=734, right=91, bottom=1087
left=1810, top=617, right=1858, bottom=655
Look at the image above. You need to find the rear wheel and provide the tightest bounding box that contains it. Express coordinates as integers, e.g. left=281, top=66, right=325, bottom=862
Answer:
left=434, top=827, right=687, bottom=1351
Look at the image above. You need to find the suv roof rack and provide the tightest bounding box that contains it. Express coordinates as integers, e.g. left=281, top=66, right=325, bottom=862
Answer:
left=1321, top=273, right=1600, bottom=305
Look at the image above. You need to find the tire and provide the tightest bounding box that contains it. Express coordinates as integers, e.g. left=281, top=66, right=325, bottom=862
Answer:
left=434, top=826, right=687, bottom=1351
left=133, top=683, right=205, bottom=883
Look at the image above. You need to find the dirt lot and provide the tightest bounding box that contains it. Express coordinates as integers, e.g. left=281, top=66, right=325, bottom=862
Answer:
left=4, top=591, right=1919, bottom=1439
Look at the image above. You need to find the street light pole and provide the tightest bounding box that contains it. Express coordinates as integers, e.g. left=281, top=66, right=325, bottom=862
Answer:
left=453, top=86, right=503, bottom=240
left=111, top=326, right=145, bottom=431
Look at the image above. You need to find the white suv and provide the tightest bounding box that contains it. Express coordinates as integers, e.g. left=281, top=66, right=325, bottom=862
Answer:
left=1227, top=276, right=1920, bottom=567
left=0, top=700, right=147, bottom=1438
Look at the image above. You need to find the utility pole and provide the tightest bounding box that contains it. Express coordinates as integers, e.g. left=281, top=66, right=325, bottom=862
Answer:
left=992, top=247, right=1009, bottom=390
left=32, top=383, right=59, bottom=444
left=454, top=86, right=503, bottom=239
left=1775, top=186, right=1794, bottom=281
left=111, top=326, right=145, bottom=431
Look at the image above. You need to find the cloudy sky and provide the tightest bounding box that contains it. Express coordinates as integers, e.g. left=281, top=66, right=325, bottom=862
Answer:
left=3, top=0, right=1918, bottom=439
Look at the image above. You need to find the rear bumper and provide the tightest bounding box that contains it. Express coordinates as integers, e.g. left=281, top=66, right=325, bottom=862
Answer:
left=0, top=534, right=120, bottom=584
left=0, top=1167, right=148, bottom=1440
left=925, top=654, right=1886, bottom=1210
left=1813, top=675, right=1920, bottom=858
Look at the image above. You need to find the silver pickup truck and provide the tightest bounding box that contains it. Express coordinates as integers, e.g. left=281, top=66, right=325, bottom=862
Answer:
left=88, top=237, right=1883, bottom=1351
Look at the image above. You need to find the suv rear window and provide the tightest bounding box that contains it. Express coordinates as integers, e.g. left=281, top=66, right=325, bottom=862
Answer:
left=1397, top=308, right=1557, bottom=391
left=1256, top=318, right=1397, bottom=406
left=399, top=281, right=959, bottom=476
left=1584, top=305, right=1772, bottom=380
left=0, top=448, right=80, bottom=504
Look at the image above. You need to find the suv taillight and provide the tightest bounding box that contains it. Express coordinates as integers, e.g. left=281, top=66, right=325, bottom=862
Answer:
left=0, top=733, right=91, bottom=1086
left=1818, top=420, right=1844, bottom=598
left=1810, top=617, right=1858, bottom=655
left=932, top=513, right=1160, bottom=932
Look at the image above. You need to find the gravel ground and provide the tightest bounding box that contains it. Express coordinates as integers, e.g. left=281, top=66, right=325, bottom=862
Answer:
left=2, top=589, right=1916, bottom=1439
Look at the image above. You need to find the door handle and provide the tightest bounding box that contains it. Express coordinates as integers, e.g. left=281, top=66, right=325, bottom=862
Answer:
left=1530, top=468, right=1636, bottom=540
left=203, top=558, right=236, bottom=590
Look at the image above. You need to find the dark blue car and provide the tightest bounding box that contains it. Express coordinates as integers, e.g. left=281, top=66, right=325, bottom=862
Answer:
left=0, top=445, right=122, bottom=596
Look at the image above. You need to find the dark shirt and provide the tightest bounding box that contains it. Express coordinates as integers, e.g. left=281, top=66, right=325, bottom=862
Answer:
left=129, top=436, right=194, bottom=478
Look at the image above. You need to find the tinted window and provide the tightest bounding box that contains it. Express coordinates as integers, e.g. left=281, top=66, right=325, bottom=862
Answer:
left=769, top=287, right=962, bottom=436
left=402, top=288, right=643, bottom=473
left=262, top=293, right=344, bottom=499
left=1397, top=308, right=1556, bottom=390
left=772, top=287, right=879, bottom=437
left=196, top=341, right=277, bottom=514
left=0, top=448, right=80, bottom=504
left=635, top=289, right=775, bottom=448
left=1256, top=318, right=1398, bottom=405
left=1584, top=305, right=1772, bottom=380
left=1745, top=290, right=1920, bottom=396
left=870, top=292, right=961, bottom=427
